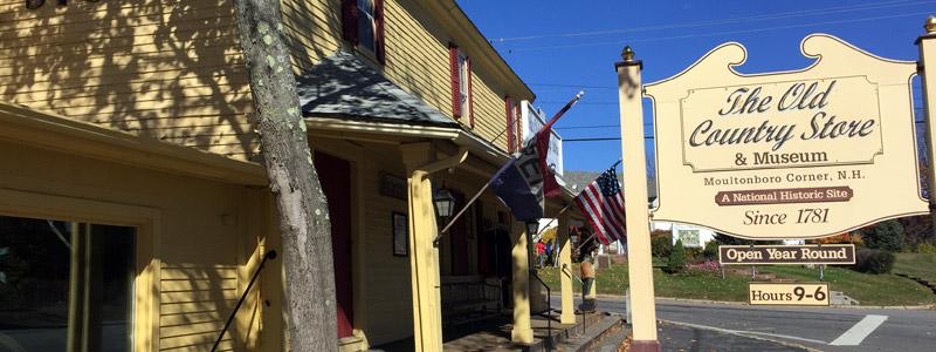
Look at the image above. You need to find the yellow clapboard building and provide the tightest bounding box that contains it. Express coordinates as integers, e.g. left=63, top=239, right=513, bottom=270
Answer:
left=0, top=1, right=582, bottom=351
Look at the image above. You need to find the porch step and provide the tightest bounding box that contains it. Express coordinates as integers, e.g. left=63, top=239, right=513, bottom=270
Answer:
left=550, top=312, right=625, bottom=352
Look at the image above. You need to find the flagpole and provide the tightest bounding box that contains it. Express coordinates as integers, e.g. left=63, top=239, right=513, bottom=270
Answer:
left=531, top=202, right=574, bottom=239
left=434, top=91, right=586, bottom=244
left=434, top=180, right=492, bottom=244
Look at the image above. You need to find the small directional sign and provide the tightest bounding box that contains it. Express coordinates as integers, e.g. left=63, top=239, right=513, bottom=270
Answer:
left=749, top=283, right=830, bottom=306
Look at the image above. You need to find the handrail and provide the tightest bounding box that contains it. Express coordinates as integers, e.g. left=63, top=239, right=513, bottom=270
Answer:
left=211, top=250, right=277, bottom=352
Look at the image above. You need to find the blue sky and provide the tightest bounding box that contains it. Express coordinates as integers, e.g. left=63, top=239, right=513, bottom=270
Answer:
left=457, top=0, right=934, bottom=172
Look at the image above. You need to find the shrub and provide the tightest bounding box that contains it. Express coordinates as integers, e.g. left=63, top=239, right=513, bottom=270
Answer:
left=665, top=239, right=687, bottom=274
left=851, top=248, right=896, bottom=274
left=702, top=240, right=719, bottom=260
left=863, top=220, right=905, bottom=252
left=918, top=242, right=936, bottom=254
left=651, top=233, right=672, bottom=259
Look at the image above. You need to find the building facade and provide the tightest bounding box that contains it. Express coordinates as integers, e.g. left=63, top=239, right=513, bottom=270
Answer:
left=0, top=1, right=579, bottom=351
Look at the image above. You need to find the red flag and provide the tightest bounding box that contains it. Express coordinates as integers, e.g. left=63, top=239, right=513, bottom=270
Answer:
left=573, top=165, right=626, bottom=245
left=536, top=91, right=583, bottom=199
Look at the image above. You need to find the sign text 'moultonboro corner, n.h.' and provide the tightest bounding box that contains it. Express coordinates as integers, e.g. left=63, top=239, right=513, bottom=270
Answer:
left=645, top=35, right=928, bottom=239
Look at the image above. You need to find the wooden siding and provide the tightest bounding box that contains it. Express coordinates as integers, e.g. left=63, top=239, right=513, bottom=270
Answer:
left=284, top=0, right=521, bottom=153
left=0, top=0, right=258, bottom=160
left=159, top=264, right=239, bottom=351
left=281, top=0, right=342, bottom=70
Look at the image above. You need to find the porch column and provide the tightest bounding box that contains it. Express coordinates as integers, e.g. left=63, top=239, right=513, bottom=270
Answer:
left=511, top=225, right=533, bottom=344
left=401, top=143, right=443, bottom=352
left=557, top=214, right=575, bottom=325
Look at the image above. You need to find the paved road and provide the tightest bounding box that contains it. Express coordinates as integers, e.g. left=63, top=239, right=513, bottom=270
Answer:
left=586, top=296, right=936, bottom=351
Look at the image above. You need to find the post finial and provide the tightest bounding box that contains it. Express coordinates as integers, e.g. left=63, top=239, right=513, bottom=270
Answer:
left=622, top=46, right=635, bottom=62
left=926, top=16, right=936, bottom=34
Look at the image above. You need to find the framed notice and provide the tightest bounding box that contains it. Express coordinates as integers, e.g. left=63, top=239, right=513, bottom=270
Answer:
left=392, top=212, right=408, bottom=257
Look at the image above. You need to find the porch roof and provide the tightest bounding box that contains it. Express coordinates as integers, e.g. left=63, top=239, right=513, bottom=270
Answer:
left=296, top=50, right=459, bottom=128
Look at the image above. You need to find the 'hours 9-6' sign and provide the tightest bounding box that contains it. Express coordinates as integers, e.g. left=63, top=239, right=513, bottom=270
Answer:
left=645, top=34, right=928, bottom=239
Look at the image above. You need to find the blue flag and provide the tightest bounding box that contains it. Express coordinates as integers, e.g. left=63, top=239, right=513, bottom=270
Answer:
left=491, top=139, right=545, bottom=221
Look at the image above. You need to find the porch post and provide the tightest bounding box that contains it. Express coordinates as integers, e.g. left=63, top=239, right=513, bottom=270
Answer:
left=401, top=143, right=444, bottom=352
left=615, top=47, right=660, bottom=351
left=917, top=17, right=936, bottom=239
left=511, top=224, right=533, bottom=344
left=557, top=213, right=575, bottom=325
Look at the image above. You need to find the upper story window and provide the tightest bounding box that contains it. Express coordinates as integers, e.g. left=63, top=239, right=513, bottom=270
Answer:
left=342, top=0, right=385, bottom=64
left=506, top=96, right=517, bottom=153
left=450, top=45, right=473, bottom=126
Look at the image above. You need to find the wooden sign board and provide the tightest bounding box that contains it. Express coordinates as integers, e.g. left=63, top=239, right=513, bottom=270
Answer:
left=644, top=34, right=927, bottom=239
left=719, top=244, right=855, bottom=265
left=749, top=283, right=830, bottom=306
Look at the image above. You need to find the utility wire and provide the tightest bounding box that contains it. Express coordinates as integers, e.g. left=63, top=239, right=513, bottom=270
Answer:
left=491, top=0, right=931, bottom=43
left=503, top=11, right=934, bottom=53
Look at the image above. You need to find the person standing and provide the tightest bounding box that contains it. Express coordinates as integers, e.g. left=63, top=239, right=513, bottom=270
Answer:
left=535, top=240, right=546, bottom=268
left=580, top=255, right=597, bottom=312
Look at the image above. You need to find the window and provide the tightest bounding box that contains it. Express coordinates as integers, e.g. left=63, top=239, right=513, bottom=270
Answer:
left=449, top=45, right=473, bottom=126
left=342, top=0, right=385, bottom=64
left=0, top=215, right=136, bottom=352
left=506, top=96, right=517, bottom=152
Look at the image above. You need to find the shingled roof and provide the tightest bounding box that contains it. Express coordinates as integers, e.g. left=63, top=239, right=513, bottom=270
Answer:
left=296, top=50, right=459, bottom=128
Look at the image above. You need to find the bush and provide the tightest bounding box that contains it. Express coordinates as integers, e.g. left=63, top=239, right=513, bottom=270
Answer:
left=651, top=233, right=673, bottom=259
left=863, top=220, right=905, bottom=252
left=917, top=241, right=936, bottom=254
left=851, top=248, right=896, bottom=274
left=665, top=239, right=687, bottom=274
left=702, top=240, right=719, bottom=260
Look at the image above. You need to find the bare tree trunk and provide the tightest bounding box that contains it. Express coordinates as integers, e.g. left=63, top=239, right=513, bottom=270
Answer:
left=232, top=1, right=337, bottom=351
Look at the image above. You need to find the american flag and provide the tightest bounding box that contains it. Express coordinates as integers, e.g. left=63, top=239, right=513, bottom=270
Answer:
left=573, top=166, right=626, bottom=245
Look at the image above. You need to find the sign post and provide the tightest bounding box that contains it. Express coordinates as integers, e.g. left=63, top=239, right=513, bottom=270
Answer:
left=616, top=47, right=660, bottom=352
left=917, top=17, right=936, bottom=239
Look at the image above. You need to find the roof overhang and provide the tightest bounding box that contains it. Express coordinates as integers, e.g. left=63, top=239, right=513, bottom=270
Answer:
left=0, top=102, right=268, bottom=186
left=305, top=117, right=579, bottom=216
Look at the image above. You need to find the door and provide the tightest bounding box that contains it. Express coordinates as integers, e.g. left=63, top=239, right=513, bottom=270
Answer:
left=314, top=152, right=354, bottom=338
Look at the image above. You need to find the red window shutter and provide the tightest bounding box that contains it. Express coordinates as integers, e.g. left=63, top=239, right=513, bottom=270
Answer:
left=341, top=0, right=359, bottom=45
left=505, top=96, right=515, bottom=152
left=449, top=44, right=462, bottom=118
left=467, top=56, right=474, bottom=127
left=374, top=0, right=386, bottom=64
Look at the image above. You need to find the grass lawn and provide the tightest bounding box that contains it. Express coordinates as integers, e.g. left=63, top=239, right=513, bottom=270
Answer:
left=538, top=259, right=936, bottom=306
left=893, top=253, right=936, bottom=283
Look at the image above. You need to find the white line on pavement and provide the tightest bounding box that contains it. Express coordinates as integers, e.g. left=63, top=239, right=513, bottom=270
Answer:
left=829, top=314, right=888, bottom=346
left=661, top=320, right=829, bottom=345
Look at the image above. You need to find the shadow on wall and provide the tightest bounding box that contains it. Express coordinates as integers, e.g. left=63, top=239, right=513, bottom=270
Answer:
left=1, top=1, right=257, bottom=159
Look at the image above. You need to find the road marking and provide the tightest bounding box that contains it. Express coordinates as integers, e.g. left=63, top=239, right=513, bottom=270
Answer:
left=662, top=320, right=828, bottom=345
left=829, top=314, right=888, bottom=346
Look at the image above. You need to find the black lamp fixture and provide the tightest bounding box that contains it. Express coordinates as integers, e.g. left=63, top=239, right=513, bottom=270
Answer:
left=433, top=188, right=456, bottom=220
left=525, top=219, right=540, bottom=236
